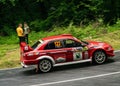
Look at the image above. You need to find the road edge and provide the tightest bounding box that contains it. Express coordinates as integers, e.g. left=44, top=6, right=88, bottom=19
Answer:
left=0, top=50, right=120, bottom=71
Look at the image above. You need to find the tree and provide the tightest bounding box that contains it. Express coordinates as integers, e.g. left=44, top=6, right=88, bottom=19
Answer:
left=0, top=0, right=120, bottom=36
left=103, top=0, right=120, bottom=25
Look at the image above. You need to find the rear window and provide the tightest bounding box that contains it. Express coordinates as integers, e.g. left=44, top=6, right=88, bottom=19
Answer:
left=31, top=40, right=43, bottom=49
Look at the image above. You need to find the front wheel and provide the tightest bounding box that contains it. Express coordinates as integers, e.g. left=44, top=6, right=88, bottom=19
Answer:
left=38, top=59, right=53, bottom=73
left=93, top=50, right=107, bottom=64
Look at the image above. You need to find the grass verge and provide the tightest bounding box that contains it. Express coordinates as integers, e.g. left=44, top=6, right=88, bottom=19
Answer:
left=0, top=23, right=120, bottom=69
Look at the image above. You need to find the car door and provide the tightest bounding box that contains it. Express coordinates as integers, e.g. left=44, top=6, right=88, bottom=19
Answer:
left=62, top=39, right=89, bottom=61
left=44, top=40, right=67, bottom=63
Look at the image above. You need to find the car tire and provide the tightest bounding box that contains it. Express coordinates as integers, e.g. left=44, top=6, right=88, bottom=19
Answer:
left=38, top=59, right=53, bottom=73
left=93, top=50, right=107, bottom=64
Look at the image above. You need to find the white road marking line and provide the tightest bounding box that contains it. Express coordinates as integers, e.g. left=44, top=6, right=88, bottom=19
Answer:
left=30, top=71, right=120, bottom=86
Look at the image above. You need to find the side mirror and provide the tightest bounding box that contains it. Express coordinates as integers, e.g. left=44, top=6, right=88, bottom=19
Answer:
left=81, top=43, right=87, bottom=47
left=83, top=46, right=88, bottom=51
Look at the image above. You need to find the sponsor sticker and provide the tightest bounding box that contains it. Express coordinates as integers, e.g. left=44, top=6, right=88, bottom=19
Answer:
left=73, top=47, right=83, bottom=60
left=84, top=51, right=89, bottom=59
left=73, top=52, right=82, bottom=60
left=56, top=57, right=66, bottom=63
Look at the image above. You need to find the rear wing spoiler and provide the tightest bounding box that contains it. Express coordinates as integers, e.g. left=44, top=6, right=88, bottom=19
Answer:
left=20, top=42, right=33, bottom=52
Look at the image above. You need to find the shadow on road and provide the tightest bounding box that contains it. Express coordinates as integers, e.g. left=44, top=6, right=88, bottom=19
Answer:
left=21, top=59, right=115, bottom=76
left=53, top=59, right=115, bottom=72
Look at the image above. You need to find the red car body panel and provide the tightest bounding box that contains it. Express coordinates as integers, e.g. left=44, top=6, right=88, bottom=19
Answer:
left=20, top=34, right=114, bottom=67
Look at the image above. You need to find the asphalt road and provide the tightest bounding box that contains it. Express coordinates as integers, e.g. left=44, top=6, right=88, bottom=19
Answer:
left=0, top=51, right=120, bottom=86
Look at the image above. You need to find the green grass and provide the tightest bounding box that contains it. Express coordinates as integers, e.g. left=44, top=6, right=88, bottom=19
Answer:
left=0, top=45, right=20, bottom=69
left=0, top=21, right=120, bottom=69
left=0, top=44, right=18, bottom=57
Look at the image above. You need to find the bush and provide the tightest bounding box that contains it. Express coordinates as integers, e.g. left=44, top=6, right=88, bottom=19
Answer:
left=0, top=26, right=15, bottom=36
left=30, top=16, right=54, bottom=31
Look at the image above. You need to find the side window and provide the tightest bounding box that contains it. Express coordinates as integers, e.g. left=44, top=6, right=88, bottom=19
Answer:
left=63, top=39, right=82, bottom=48
left=45, top=40, right=63, bottom=50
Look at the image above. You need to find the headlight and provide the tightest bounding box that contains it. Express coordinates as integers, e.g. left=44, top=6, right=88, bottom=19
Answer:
left=106, top=46, right=112, bottom=51
left=108, top=47, right=112, bottom=50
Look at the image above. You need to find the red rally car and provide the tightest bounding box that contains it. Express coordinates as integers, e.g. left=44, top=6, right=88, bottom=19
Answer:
left=20, top=34, right=114, bottom=73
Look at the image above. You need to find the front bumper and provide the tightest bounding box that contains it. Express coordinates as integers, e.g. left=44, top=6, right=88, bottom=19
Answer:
left=106, top=50, right=115, bottom=57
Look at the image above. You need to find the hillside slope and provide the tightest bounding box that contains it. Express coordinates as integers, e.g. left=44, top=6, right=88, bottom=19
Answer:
left=0, top=27, right=120, bottom=69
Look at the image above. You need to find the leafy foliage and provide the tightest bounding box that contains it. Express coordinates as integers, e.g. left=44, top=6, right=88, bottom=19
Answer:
left=0, top=0, right=120, bottom=36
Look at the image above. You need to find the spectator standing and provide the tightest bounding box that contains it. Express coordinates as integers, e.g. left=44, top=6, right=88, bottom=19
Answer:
left=16, top=23, right=25, bottom=43
left=24, top=22, right=30, bottom=44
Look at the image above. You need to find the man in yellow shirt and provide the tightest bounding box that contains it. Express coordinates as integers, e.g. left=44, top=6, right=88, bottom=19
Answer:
left=16, top=23, right=25, bottom=43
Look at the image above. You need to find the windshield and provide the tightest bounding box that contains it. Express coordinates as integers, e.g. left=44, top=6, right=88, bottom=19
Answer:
left=74, top=37, right=89, bottom=45
left=31, top=40, right=43, bottom=49
left=81, top=40, right=89, bottom=45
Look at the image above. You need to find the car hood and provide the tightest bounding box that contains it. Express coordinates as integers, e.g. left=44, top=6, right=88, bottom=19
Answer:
left=86, top=40, right=108, bottom=48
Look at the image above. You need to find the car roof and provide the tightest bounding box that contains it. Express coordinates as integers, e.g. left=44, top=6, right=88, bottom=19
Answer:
left=42, top=34, right=75, bottom=41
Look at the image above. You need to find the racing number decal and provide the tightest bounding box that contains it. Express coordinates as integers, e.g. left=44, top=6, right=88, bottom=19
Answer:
left=54, top=41, right=61, bottom=47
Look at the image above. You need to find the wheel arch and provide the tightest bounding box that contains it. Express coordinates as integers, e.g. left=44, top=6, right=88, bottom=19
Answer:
left=36, top=55, right=55, bottom=65
left=92, top=49, right=107, bottom=59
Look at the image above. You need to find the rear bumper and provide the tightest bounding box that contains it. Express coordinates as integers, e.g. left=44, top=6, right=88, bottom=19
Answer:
left=21, top=62, right=29, bottom=68
left=21, top=62, right=36, bottom=68
left=21, top=57, right=39, bottom=64
left=20, top=58, right=38, bottom=68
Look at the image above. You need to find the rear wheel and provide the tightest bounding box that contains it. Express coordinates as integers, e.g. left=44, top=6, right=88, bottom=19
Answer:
left=93, top=50, right=107, bottom=64
left=38, top=59, right=53, bottom=73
